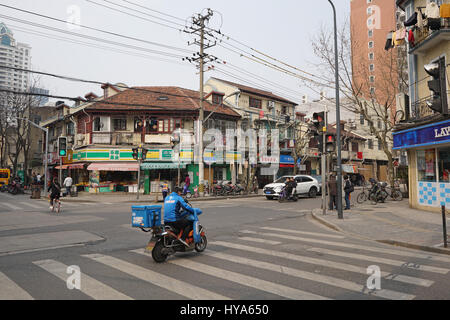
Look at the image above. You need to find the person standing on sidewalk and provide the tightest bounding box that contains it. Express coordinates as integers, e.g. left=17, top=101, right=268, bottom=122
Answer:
left=328, top=174, right=337, bottom=210
left=344, top=175, right=354, bottom=210
left=63, top=175, right=73, bottom=197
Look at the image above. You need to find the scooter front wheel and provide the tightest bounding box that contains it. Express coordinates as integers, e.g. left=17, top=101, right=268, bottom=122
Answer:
left=152, top=240, right=168, bottom=263
left=195, top=234, right=207, bottom=252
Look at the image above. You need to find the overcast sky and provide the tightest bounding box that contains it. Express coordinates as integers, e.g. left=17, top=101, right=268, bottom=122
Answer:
left=1, top=0, right=350, bottom=105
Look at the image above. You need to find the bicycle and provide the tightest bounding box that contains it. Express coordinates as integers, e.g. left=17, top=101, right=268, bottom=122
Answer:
left=356, top=185, right=370, bottom=204
left=50, top=198, right=61, bottom=213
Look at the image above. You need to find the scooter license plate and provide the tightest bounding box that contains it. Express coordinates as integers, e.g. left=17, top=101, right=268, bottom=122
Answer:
left=145, top=239, right=156, bottom=252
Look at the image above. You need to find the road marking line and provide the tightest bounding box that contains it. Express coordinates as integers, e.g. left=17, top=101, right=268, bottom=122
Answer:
left=86, top=252, right=230, bottom=300
left=241, top=229, right=450, bottom=264
left=0, top=271, right=34, bottom=300
left=2, top=202, right=22, bottom=210
left=211, top=241, right=433, bottom=287
left=308, top=247, right=449, bottom=274
left=238, top=237, right=281, bottom=245
left=203, top=251, right=415, bottom=300
left=33, top=259, right=132, bottom=300
left=19, top=201, right=43, bottom=209
left=260, top=227, right=345, bottom=239
left=166, top=256, right=330, bottom=300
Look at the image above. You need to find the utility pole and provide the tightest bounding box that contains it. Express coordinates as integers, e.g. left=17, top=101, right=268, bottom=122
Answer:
left=184, top=9, right=216, bottom=196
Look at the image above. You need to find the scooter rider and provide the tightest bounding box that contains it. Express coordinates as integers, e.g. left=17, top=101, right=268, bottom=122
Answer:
left=163, top=186, right=195, bottom=246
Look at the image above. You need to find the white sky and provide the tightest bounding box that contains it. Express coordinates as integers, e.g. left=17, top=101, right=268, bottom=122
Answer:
left=0, top=0, right=350, bottom=105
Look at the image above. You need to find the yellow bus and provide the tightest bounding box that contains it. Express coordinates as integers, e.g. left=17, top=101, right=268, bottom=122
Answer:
left=0, top=169, right=10, bottom=186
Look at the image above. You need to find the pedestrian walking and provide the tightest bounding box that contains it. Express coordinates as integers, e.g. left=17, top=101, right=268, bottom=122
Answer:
left=344, top=175, right=354, bottom=210
left=328, top=174, right=337, bottom=210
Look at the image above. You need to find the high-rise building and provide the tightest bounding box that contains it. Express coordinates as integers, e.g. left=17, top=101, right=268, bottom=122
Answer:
left=350, top=0, right=399, bottom=102
left=0, top=22, right=31, bottom=92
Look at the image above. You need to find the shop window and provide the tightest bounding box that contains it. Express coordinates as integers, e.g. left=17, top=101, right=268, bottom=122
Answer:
left=417, top=149, right=436, bottom=182
left=438, top=147, right=450, bottom=182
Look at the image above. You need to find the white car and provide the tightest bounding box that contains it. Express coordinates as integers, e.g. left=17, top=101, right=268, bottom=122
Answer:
left=263, top=175, right=321, bottom=200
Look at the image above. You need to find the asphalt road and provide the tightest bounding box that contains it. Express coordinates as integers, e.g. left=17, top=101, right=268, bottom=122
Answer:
left=1, top=192, right=450, bottom=301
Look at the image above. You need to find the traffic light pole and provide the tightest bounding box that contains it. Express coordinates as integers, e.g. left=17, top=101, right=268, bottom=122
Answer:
left=328, top=0, right=343, bottom=219
left=322, top=109, right=328, bottom=215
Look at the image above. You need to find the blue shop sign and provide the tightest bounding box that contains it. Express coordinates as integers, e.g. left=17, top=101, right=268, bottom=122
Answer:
left=393, top=119, right=450, bottom=150
left=280, top=155, right=302, bottom=164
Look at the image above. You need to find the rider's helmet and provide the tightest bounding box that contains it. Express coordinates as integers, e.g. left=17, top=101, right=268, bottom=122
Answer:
left=173, top=186, right=182, bottom=194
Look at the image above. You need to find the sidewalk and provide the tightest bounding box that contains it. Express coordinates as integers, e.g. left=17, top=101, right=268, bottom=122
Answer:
left=51, top=190, right=264, bottom=203
left=311, top=199, right=450, bottom=255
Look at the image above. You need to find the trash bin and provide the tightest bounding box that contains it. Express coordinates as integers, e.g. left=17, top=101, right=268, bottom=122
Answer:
left=70, top=185, right=78, bottom=197
left=30, top=184, right=41, bottom=199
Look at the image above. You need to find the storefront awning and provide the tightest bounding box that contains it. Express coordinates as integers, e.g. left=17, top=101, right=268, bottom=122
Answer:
left=55, top=163, right=87, bottom=170
left=141, top=162, right=186, bottom=170
left=87, top=162, right=139, bottom=171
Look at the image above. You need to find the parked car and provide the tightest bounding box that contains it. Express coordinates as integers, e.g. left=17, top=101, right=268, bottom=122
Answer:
left=310, top=175, right=323, bottom=195
left=263, top=175, right=321, bottom=200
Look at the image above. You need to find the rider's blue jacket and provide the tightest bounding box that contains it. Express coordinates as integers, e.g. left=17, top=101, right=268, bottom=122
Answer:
left=163, top=192, right=195, bottom=222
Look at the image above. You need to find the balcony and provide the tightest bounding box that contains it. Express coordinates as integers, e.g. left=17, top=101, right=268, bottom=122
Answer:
left=91, top=132, right=137, bottom=145
left=409, top=23, right=450, bottom=55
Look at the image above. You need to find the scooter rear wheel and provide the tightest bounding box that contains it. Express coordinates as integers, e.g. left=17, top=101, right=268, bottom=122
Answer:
left=152, top=240, right=168, bottom=263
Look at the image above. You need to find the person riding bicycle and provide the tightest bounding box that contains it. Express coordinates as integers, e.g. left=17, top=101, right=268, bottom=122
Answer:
left=163, top=186, right=195, bottom=246
left=48, top=177, right=61, bottom=210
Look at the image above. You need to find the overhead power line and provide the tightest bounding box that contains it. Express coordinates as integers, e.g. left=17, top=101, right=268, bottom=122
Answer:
left=0, top=3, right=191, bottom=54
left=7, top=23, right=188, bottom=66
left=0, top=65, right=214, bottom=102
left=0, top=13, right=187, bottom=59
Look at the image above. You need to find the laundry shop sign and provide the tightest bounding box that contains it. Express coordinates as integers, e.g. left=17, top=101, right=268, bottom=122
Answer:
left=393, top=119, right=450, bottom=150
left=435, top=126, right=450, bottom=138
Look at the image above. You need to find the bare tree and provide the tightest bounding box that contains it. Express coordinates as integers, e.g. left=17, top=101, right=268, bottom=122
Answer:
left=290, top=119, right=311, bottom=175
left=307, top=20, right=408, bottom=186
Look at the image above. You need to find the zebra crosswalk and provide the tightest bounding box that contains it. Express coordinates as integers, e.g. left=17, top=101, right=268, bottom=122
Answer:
left=0, top=225, right=448, bottom=300
left=0, top=197, right=113, bottom=212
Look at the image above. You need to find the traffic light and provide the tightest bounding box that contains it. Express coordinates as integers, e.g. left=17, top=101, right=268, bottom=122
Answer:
left=132, top=147, right=139, bottom=160
left=312, top=112, right=325, bottom=134
left=57, top=136, right=67, bottom=157
left=325, top=134, right=335, bottom=153
left=424, top=57, right=448, bottom=114
left=141, top=148, right=148, bottom=160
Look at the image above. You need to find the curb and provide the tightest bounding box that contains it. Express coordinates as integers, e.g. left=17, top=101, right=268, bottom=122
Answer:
left=310, top=210, right=344, bottom=233
left=376, top=239, right=450, bottom=256
left=311, top=210, right=450, bottom=255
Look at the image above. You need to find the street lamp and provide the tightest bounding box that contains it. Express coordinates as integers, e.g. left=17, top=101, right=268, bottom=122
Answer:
left=13, top=116, right=49, bottom=198
left=327, top=0, right=343, bottom=219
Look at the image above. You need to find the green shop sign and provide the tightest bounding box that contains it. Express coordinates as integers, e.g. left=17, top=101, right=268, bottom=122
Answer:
left=73, top=148, right=176, bottom=162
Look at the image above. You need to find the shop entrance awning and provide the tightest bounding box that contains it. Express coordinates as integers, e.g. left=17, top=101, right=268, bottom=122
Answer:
left=141, top=162, right=186, bottom=170
left=87, top=162, right=139, bottom=171
left=55, top=163, right=87, bottom=170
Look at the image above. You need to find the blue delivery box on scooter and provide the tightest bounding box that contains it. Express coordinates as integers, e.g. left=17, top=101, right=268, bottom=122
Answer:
left=131, top=205, right=162, bottom=228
